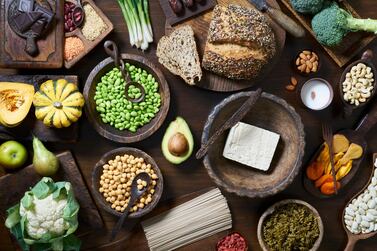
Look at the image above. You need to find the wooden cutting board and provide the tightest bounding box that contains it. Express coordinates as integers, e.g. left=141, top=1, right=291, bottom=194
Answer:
left=84, top=187, right=232, bottom=251
left=0, top=151, right=104, bottom=250
left=0, top=0, right=64, bottom=68
left=0, top=75, right=79, bottom=143
left=280, top=0, right=376, bottom=67
left=165, top=0, right=286, bottom=92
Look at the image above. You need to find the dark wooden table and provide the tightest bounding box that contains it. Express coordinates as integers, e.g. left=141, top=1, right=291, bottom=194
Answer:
left=1, top=0, right=377, bottom=250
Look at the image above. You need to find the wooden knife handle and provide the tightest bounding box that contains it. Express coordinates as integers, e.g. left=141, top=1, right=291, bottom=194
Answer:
left=267, top=7, right=305, bottom=38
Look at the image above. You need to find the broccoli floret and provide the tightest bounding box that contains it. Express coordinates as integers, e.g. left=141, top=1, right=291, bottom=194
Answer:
left=312, top=3, right=377, bottom=47
left=290, top=0, right=325, bottom=14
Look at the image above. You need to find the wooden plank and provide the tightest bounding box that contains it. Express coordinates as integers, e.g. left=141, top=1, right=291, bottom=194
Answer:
left=159, top=0, right=217, bottom=26
left=280, top=0, right=376, bottom=67
left=0, top=151, right=104, bottom=249
left=0, top=0, right=64, bottom=69
left=64, top=0, right=114, bottom=69
left=0, top=75, right=79, bottom=142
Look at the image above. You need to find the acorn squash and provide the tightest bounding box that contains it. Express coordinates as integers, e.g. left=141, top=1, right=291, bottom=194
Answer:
left=33, top=79, right=85, bottom=128
left=0, top=82, right=34, bottom=127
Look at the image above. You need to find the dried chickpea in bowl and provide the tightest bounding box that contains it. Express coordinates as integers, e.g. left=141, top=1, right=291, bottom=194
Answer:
left=92, top=147, right=163, bottom=218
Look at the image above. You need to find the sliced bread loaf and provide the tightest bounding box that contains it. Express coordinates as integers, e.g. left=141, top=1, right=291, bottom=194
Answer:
left=157, top=25, right=202, bottom=85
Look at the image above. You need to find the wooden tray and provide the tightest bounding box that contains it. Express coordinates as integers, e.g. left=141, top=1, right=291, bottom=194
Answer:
left=159, top=0, right=217, bottom=26
left=0, top=151, right=104, bottom=250
left=280, top=0, right=376, bottom=67
left=86, top=187, right=231, bottom=251
left=64, top=0, right=114, bottom=69
left=0, top=0, right=64, bottom=69
left=165, top=0, right=286, bottom=92
left=0, top=75, right=79, bottom=142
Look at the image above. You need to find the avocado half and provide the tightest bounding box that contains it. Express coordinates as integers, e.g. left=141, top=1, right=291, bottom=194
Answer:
left=162, top=117, right=194, bottom=164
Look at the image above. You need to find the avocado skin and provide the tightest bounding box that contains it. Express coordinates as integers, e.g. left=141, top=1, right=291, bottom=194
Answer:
left=161, top=117, right=194, bottom=164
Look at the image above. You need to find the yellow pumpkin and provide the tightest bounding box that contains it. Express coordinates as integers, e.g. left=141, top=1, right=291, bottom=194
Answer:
left=33, top=79, right=85, bottom=128
left=0, top=82, right=34, bottom=127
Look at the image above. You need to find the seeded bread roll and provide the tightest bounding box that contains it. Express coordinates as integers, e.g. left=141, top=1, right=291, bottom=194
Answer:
left=202, top=4, right=276, bottom=80
left=157, top=25, right=202, bottom=85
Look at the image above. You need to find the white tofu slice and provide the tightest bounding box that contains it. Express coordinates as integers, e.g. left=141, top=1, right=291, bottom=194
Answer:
left=223, top=122, right=280, bottom=171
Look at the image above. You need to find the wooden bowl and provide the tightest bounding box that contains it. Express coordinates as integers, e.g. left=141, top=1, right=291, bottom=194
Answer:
left=257, top=199, right=324, bottom=251
left=91, top=147, right=163, bottom=218
left=202, top=91, right=305, bottom=198
left=84, top=54, right=170, bottom=143
left=339, top=50, right=377, bottom=117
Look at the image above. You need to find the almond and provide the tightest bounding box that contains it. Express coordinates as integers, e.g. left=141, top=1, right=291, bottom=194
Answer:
left=306, top=61, right=313, bottom=68
left=299, top=53, right=306, bottom=59
left=298, top=64, right=306, bottom=72
left=285, top=85, right=295, bottom=91
left=303, top=50, right=311, bottom=55
left=305, top=65, right=311, bottom=74
left=312, top=61, right=318, bottom=72
left=291, top=77, right=298, bottom=86
left=309, top=56, right=316, bottom=63
left=296, top=57, right=301, bottom=66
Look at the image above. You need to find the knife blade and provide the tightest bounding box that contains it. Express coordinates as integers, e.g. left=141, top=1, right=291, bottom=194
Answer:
left=249, top=0, right=305, bottom=38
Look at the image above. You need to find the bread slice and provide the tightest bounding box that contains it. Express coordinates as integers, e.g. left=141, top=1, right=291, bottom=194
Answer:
left=157, top=25, right=202, bottom=85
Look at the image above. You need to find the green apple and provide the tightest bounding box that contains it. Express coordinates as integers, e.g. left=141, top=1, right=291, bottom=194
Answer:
left=0, top=141, right=28, bottom=169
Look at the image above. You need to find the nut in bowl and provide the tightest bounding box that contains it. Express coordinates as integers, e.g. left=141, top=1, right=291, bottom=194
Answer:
left=91, top=147, right=163, bottom=218
left=293, top=49, right=320, bottom=75
left=84, top=51, right=170, bottom=143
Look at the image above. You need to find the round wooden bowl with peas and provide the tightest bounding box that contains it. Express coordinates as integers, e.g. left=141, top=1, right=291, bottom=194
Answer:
left=91, top=147, right=163, bottom=218
left=84, top=53, right=170, bottom=143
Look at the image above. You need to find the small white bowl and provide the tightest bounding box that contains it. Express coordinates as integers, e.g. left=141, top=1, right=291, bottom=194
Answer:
left=300, top=78, right=334, bottom=111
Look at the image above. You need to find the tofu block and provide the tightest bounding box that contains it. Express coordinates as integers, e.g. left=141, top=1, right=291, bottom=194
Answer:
left=223, top=122, right=280, bottom=171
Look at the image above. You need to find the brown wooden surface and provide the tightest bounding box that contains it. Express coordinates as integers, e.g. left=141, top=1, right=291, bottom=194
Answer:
left=0, top=75, right=79, bottom=142
left=280, top=0, right=376, bottom=67
left=64, top=0, right=114, bottom=69
left=159, top=0, right=217, bottom=26
left=84, top=53, right=170, bottom=143
left=202, top=92, right=305, bottom=198
left=0, top=151, right=103, bottom=249
left=0, top=0, right=64, bottom=68
left=1, top=0, right=377, bottom=250
left=169, top=0, right=286, bottom=92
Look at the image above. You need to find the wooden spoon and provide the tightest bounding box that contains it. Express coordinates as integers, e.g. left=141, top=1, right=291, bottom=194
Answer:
left=304, top=100, right=377, bottom=198
left=342, top=154, right=377, bottom=251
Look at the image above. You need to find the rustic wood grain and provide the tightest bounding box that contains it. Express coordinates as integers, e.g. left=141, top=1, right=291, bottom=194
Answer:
left=202, top=92, right=305, bottom=198
left=159, top=0, right=217, bottom=26
left=0, top=75, right=79, bottom=142
left=84, top=53, right=170, bottom=143
left=0, top=151, right=103, bottom=249
left=1, top=0, right=377, bottom=250
left=0, top=0, right=64, bottom=68
left=64, top=0, right=114, bottom=69
left=165, top=0, right=286, bottom=92
left=280, top=0, right=377, bottom=67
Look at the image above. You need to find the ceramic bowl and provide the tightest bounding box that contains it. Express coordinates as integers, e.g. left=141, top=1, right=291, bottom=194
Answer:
left=91, top=147, right=163, bottom=218
left=201, top=91, right=305, bottom=198
left=84, top=54, right=170, bottom=143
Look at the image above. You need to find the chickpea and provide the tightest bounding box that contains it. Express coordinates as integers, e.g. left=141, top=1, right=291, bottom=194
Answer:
left=137, top=184, right=143, bottom=190
left=116, top=206, right=121, bottom=211
left=133, top=205, right=138, bottom=211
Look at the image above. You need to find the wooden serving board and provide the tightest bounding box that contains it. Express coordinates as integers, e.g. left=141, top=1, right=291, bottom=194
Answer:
left=64, top=0, right=114, bottom=69
left=0, top=151, right=104, bottom=250
left=159, top=0, right=217, bottom=26
left=165, top=0, right=286, bottom=92
left=0, top=75, right=79, bottom=142
left=0, top=0, right=64, bottom=68
left=280, top=0, right=376, bottom=67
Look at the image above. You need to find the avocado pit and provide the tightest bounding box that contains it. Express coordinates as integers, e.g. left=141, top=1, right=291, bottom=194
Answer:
left=168, top=132, right=188, bottom=157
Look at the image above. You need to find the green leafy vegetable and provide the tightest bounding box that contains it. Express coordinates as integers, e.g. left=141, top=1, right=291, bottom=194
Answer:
left=5, top=177, right=81, bottom=251
left=117, top=0, right=153, bottom=50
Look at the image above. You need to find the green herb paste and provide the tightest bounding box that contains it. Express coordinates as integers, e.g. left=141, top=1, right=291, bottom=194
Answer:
left=262, top=203, right=320, bottom=251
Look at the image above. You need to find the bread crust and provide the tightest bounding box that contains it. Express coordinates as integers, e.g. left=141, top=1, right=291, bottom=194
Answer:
left=202, top=4, right=276, bottom=80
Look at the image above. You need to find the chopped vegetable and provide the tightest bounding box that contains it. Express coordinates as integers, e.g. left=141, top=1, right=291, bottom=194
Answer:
left=312, top=2, right=377, bottom=47
left=5, top=177, right=80, bottom=251
left=117, top=0, right=153, bottom=50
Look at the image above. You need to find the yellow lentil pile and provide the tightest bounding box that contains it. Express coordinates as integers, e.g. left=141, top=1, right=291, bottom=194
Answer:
left=64, top=37, right=84, bottom=61
left=99, top=154, right=158, bottom=213
left=81, top=4, right=107, bottom=41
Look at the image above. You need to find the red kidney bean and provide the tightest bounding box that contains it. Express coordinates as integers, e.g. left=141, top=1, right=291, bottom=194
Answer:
left=64, top=1, right=78, bottom=32
left=169, top=0, right=183, bottom=14
left=182, top=0, right=194, bottom=7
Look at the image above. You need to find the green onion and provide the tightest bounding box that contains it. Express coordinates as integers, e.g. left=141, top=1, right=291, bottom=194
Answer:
left=116, top=0, right=153, bottom=50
